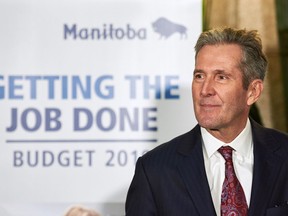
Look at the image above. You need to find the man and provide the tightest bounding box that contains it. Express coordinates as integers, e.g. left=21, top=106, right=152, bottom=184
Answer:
left=125, top=27, right=288, bottom=216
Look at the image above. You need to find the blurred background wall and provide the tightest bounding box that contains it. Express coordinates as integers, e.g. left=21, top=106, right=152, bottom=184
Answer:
left=203, top=0, right=288, bottom=132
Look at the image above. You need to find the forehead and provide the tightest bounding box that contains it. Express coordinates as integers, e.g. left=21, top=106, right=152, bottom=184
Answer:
left=196, top=44, right=242, bottom=65
left=195, top=44, right=243, bottom=75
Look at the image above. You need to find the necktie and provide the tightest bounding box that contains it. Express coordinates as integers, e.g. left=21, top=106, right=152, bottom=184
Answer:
left=218, top=146, right=248, bottom=216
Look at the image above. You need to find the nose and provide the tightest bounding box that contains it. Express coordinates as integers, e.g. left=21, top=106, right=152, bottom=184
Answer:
left=200, top=78, right=215, bottom=97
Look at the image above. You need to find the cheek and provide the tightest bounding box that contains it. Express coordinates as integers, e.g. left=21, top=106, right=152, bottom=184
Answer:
left=223, top=90, right=248, bottom=108
left=191, top=86, right=196, bottom=100
left=191, top=83, right=200, bottom=97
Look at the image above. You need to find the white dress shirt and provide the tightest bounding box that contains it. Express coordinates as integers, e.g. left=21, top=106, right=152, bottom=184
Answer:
left=201, top=119, right=254, bottom=216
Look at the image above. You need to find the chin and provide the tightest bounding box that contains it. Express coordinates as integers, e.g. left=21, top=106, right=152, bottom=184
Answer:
left=197, top=117, right=220, bottom=130
left=200, top=123, right=218, bottom=130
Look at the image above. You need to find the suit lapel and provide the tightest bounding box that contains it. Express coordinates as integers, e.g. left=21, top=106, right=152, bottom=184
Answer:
left=176, top=126, right=217, bottom=215
left=248, top=121, right=285, bottom=216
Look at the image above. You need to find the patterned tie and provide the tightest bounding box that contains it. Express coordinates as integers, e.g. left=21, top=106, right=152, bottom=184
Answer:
left=218, top=146, right=248, bottom=216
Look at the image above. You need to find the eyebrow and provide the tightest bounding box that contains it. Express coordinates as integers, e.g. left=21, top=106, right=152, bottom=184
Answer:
left=193, top=69, right=203, bottom=74
left=193, top=69, right=227, bottom=74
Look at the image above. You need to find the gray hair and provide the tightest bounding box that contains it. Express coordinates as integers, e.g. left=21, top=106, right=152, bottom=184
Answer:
left=194, top=27, right=268, bottom=90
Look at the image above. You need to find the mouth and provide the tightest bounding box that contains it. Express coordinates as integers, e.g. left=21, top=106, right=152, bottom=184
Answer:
left=199, top=103, right=221, bottom=111
left=200, top=102, right=220, bottom=107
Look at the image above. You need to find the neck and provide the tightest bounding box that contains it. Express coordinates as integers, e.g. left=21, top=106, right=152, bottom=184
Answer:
left=206, top=119, right=248, bottom=143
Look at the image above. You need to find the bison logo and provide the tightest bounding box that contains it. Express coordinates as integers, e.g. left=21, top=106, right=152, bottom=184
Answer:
left=152, top=17, right=187, bottom=39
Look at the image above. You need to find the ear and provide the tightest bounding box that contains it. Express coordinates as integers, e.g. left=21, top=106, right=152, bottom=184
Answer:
left=247, top=79, right=264, bottom=106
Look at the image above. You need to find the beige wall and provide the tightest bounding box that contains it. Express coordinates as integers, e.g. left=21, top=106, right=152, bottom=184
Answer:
left=204, top=0, right=287, bottom=131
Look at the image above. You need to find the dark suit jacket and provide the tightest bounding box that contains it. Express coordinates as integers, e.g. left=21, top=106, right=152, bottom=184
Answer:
left=125, top=120, right=288, bottom=215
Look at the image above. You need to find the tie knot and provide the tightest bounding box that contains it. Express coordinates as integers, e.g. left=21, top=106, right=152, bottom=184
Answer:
left=218, top=146, right=234, bottom=162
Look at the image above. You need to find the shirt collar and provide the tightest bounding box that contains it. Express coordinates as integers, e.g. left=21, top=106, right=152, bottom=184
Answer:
left=201, top=119, right=253, bottom=158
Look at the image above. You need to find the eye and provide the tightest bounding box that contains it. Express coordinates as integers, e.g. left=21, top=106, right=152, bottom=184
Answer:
left=218, top=75, right=227, bottom=79
left=216, top=74, right=229, bottom=81
left=194, top=73, right=204, bottom=80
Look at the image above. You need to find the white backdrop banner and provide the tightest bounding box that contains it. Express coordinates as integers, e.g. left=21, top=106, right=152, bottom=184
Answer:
left=0, top=0, right=202, bottom=215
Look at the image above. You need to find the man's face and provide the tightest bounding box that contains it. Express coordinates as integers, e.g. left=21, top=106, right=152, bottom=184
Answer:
left=192, top=44, right=251, bottom=134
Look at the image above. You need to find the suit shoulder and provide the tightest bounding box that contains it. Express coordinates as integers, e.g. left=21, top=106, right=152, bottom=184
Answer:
left=143, top=130, right=190, bottom=156
left=267, top=127, right=288, bottom=151
left=258, top=125, right=288, bottom=142
left=252, top=121, right=288, bottom=154
left=140, top=125, right=200, bottom=163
